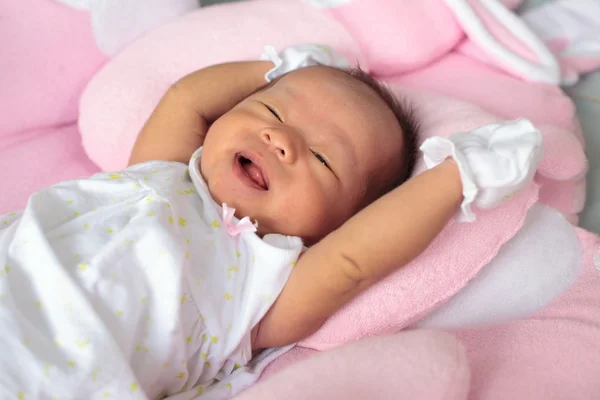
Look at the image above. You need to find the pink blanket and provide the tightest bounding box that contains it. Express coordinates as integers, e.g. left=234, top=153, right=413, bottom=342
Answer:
left=0, top=0, right=104, bottom=213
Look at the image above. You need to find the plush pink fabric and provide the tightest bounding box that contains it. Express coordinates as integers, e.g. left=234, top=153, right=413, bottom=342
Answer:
left=561, top=56, right=600, bottom=76
left=500, top=0, right=526, bottom=9
left=0, top=0, right=104, bottom=215
left=235, top=331, right=470, bottom=400
left=453, top=229, right=600, bottom=399
left=0, top=125, right=99, bottom=214
left=266, top=231, right=600, bottom=400
left=0, top=0, right=107, bottom=138
left=274, top=232, right=600, bottom=400
left=456, top=0, right=560, bottom=83
left=322, top=0, right=463, bottom=76
left=319, top=0, right=527, bottom=78
left=467, top=0, right=541, bottom=62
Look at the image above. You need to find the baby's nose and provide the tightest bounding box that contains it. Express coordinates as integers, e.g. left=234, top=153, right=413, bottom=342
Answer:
left=261, top=129, right=297, bottom=164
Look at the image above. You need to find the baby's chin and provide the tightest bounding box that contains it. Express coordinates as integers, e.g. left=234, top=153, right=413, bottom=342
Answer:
left=208, top=190, right=269, bottom=234
left=205, top=185, right=322, bottom=244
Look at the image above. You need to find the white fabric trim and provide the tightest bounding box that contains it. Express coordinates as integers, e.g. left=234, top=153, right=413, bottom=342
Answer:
left=444, top=0, right=560, bottom=84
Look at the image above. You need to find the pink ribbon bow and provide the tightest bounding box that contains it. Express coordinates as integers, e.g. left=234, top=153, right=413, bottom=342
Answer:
left=222, top=203, right=258, bottom=237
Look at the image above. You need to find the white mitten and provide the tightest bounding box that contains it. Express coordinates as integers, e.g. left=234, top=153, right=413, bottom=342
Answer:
left=260, top=44, right=350, bottom=82
left=420, top=119, right=543, bottom=222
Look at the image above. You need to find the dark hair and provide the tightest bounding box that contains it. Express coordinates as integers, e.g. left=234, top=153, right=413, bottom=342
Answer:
left=342, top=67, right=419, bottom=195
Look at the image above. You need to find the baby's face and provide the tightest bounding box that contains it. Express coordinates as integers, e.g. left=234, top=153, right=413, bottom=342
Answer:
left=200, top=66, right=404, bottom=244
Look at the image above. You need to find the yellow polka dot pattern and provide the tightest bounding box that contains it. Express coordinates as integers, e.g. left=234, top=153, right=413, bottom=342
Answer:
left=0, top=157, right=303, bottom=398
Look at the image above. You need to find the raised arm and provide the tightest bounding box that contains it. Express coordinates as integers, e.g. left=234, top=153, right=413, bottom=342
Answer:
left=129, top=61, right=272, bottom=166
left=253, top=160, right=464, bottom=349
left=254, top=118, right=543, bottom=349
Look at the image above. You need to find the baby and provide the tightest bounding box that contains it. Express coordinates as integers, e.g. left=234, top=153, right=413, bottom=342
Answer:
left=0, top=46, right=540, bottom=399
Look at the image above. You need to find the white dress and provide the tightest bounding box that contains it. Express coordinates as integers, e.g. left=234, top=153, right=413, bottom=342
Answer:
left=0, top=147, right=303, bottom=400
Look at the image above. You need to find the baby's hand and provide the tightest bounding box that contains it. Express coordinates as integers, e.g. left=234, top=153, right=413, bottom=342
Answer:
left=420, top=119, right=543, bottom=222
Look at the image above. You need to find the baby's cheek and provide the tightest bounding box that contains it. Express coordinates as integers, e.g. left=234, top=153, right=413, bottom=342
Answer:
left=287, top=190, right=337, bottom=240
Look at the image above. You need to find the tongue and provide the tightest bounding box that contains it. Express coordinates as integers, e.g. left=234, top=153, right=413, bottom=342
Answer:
left=242, top=162, right=267, bottom=189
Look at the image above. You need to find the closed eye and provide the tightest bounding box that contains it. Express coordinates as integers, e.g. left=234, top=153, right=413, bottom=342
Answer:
left=263, top=103, right=282, bottom=122
left=311, top=149, right=330, bottom=170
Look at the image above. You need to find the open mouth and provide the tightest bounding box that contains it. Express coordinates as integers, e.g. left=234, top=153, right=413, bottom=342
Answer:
left=237, top=154, right=269, bottom=190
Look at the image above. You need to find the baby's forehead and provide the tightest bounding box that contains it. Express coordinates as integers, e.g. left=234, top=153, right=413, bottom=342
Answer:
left=270, top=67, right=400, bottom=140
left=277, top=66, right=368, bottom=96
left=271, top=67, right=390, bottom=119
left=285, top=69, right=403, bottom=146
